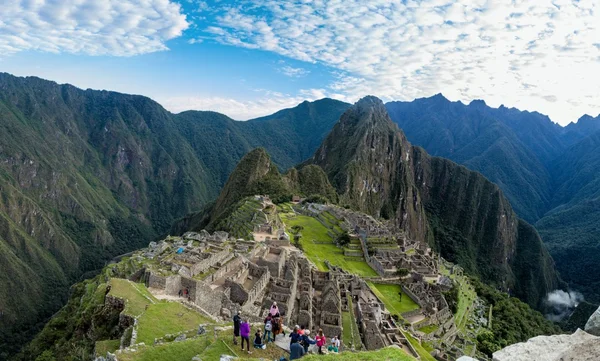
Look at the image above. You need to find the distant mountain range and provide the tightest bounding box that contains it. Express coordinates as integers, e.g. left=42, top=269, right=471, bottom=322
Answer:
left=0, top=72, right=597, bottom=357
left=386, top=96, right=600, bottom=303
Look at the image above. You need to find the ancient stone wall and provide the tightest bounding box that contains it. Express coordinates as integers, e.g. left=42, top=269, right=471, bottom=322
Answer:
left=190, top=247, right=230, bottom=276
left=245, top=266, right=270, bottom=306
left=225, top=280, right=248, bottom=305
left=193, top=279, right=224, bottom=316
left=206, top=256, right=244, bottom=284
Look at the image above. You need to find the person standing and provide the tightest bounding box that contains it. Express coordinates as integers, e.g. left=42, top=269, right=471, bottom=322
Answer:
left=240, top=318, right=252, bottom=354
left=264, top=314, right=274, bottom=343
left=270, top=301, right=280, bottom=317
left=233, top=311, right=241, bottom=345
left=315, top=328, right=326, bottom=354
left=289, top=325, right=301, bottom=345
left=300, top=329, right=316, bottom=354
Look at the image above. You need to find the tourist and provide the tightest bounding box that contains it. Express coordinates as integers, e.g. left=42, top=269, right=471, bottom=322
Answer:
left=270, top=301, right=280, bottom=317
left=298, top=325, right=305, bottom=335
left=289, top=340, right=305, bottom=360
left=240, top=318, right=252, bottom=354
left=264, top=314, right=274, bottom=343
left=300, top=329, right=316, bottom=353
left=254, top=329, right=266, bottom=349
left=289, top=325, right=301, bottom=345
left=232, top=310, right=241, bottom=345
left=328, top=335, right=340, bottom=353
left=315, top=328, right=326, bottom=354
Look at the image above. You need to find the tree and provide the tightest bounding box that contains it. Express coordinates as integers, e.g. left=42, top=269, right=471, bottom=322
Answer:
left=293, top=234, right=303, bottom=251
left=443, top=283, right=459, bottom=314
left=291, top=225, right=304, bottom=235
left=396, top=268, right=410, bottom=277
left=336, top=231, right=351, bottom=247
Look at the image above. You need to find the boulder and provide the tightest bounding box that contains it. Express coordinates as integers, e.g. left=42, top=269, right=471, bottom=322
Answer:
left=584, top=306, right=600, bottom=336
left=493, top=329, right=599, bottom=361
left=219, top=356, right=237, bottom=361
left=221, top=307, right=232, bottom=319
left=175, top=334, right=187, bottom=342
left=457, top=357, right=479, bottom=361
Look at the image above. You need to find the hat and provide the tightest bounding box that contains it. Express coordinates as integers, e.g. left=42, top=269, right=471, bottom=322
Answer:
left=273, top=302, right=277, bottom=306
left=305, top=330, right=311, bottom=335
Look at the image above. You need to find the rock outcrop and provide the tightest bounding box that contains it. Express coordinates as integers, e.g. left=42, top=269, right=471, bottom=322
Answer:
left=307, top=96, right=561, bottom=308
left=493, top=329, right=599, bottom=361
left=585, top=305, right=600, bottom=336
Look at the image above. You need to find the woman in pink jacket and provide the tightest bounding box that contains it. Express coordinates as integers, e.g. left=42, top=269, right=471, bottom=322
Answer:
left=240, top=318, right=252, bottom=354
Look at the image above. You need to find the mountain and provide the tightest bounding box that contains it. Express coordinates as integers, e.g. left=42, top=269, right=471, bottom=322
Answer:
left=386, top=96, right=600, bottom=303
left=0, top=73, right=349, bottom=357
left=308, top=96, right=561, bottom=308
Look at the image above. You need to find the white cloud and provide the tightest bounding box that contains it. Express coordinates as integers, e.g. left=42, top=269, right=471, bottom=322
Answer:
left=160, top=88, right=333, bottom=120
left=0, top=0, right=189, bottom=57
left=279, top=65, right=310, bottom=78
left=204, top=0, right=600, bottom=125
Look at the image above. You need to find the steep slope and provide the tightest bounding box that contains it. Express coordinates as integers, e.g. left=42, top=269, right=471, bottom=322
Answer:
left=536, top=131, right=600, bottom=302
left=309, top=96, right=561, bottom=308
left=386, top=96, right=554, bottom=222
left=387, top=96, right=600, bottom=303
left=0, top=73, right=348, bottom=357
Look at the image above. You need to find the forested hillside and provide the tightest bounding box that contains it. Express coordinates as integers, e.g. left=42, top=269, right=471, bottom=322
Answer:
left=386, top=96, right=600, bottom=303
left=0, top=73, right=348, bottom=357
left=308, top=96, right=561, bottom=308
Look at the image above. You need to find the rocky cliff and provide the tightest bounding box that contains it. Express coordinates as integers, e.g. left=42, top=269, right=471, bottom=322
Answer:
left=308, top=96, right=561, bottom=308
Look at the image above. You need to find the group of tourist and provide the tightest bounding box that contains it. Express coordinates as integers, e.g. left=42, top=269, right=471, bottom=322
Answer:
left=232, top=301, right=341, bottom=359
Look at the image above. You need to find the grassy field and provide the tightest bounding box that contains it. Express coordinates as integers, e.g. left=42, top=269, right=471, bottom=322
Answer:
left=117, top=330, right=288, bottom=361
left=404, top=332, right=436, bottom=361
left=451, top=274, right=477, bottom=331
left=303, top=347, right=416, bottom=360
left=279, top=212, right=377, bottom=276
left=418, top=324, right=439, bottom=334
left=368, top=283, right=420, bottom=315
left=95, top=339, right=120, bottom=356
left=341, top=296, right=363, bottom=350
left=108, top=278, right=158, bottom=317
left=136, top=302, right=212, bottom=344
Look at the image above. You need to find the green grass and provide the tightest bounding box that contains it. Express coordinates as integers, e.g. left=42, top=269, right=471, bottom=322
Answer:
left=453, top=276, right=477, bottom=331
left=418, top=324, right=439, bottom=334
left=136, top=302, right=212, bottom=344
left=116, top=337, right=213, bottom=361
left=341, top=296, right=362, bottom=350
left=303, top=347, right=416, bottom=360
left=95, top=339, right=120, bottom=356
left=367, top=283, right=419, bottom=315
left=280, top=213, right=377, bottom=276
left=404, top=332, right=436, bottom=361
left=108, top=278, right=157, bottom=317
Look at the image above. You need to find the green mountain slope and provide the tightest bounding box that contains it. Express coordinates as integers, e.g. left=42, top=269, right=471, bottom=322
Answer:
left=387, top=96, right=600, bottom=303
left=309, top=96, right=561, bottom=308
left=0, top=73, right=348, bottom=357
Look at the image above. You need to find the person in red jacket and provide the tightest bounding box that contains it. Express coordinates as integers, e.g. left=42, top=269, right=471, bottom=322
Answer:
left=240, top=318, right=252, bottom=354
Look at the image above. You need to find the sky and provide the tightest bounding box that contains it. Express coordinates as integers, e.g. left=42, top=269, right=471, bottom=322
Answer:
left=1, top=0, right=600, bottom=125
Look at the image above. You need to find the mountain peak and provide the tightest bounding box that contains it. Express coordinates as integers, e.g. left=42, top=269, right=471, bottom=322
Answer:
left=469, top=99, right=487, bottom=107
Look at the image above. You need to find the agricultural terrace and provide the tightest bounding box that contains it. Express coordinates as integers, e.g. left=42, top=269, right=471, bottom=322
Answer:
left=367, top=283, right=420, bottom=315
left=279, top=210, right=377, bottom=277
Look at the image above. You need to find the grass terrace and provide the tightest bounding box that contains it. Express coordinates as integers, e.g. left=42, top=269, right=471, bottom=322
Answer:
left=303, top=347, right=416, bottom=360
left=136, top=302, right=212, bottom=344
left=108, top=278, right=158, bottom=317
left=279, top=212, right=377, bottom=276
left=368, top=283, right=420, bottom=315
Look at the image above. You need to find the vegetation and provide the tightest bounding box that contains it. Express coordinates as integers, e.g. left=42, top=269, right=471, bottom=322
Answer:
left=136, top=302, right=211, bottom=344
left=367, top=283, right=419, bottom=315
left=279, top=212, right=377, bottom=276
left=471, top=278, right=561, bottom=357
left=0, top=73, right=349, bottom=357
left=302, top=347, right=416, bottom=360
left=388, top=95, right=600, bottom=304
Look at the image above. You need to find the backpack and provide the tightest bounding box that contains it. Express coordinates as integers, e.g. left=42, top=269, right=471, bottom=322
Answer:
left=265, top=320, right=272, bottom=331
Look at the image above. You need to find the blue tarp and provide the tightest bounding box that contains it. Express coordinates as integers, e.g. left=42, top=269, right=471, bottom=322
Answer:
left=176, top=247, right=184, bottom=254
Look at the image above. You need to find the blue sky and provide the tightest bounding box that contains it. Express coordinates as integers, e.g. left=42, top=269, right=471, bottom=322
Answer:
left=2, top=0, right=600, bottom=124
